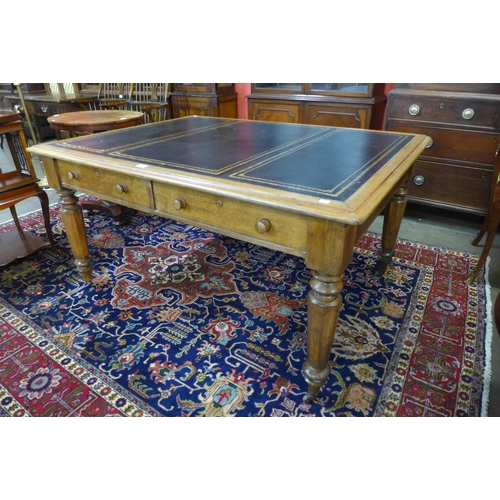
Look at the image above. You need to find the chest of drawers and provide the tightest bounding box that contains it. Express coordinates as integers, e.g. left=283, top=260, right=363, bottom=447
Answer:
left=384, top=84, right=500, bottom=215
left=4, top=92, right=98, bottom=142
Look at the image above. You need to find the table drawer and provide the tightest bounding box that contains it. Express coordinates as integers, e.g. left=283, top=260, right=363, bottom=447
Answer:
left=387, top=123, right=499, bottom=165
left=408, top=159, right=492, bottom=212
left=388, top=96, right=500, bottom=129
left=153, top=183, right=309, bottom=250
left=57, top=160, right=154, bottom=208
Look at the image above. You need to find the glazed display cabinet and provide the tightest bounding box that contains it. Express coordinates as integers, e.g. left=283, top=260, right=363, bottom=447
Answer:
left=247, top=83, right=387, bottom=129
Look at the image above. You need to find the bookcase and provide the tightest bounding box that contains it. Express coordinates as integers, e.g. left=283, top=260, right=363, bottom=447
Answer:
left=247, top=83, right=387, bottom=129
left=170, top=84, right=238, bottom=118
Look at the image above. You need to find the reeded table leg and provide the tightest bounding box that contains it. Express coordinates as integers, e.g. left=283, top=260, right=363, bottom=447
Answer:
left=378, top=181, right=409, bottom=276
left=58, top=189, right=93, bottom=282
left=302, top=272, right=344, bottom=401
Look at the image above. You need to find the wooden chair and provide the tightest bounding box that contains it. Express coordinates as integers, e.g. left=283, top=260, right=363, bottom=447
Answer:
left=0, top=110, right=57, bottom=266
left=128, top=83, right=171, bottom=123
left=466, top=142, right=500, bottom=283
left=97, top=83, right=132, bottom=110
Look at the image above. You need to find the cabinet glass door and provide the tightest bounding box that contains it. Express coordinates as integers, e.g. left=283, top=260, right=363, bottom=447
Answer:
left=253, top=83, right=303, bottom=93
left=310, top=83, right=371, bottom=96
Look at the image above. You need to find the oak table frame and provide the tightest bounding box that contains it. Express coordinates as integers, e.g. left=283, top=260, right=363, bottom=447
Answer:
left=28, top=116, right=430, bottom=400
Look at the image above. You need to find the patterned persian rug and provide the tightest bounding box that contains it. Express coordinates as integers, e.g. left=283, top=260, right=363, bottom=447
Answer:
left=0, top=201, right=492, bottom=417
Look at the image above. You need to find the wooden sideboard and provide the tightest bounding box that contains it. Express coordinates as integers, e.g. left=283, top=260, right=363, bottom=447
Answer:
left=247, top=83, right=387, bottom=130
left=170, top=84, right=238, bottom=119
left=384, top=84, right=500, bottom=215
left=3, top=90, right=99, bottom=142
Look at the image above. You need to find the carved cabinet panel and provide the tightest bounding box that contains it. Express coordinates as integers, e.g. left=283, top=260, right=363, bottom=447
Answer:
left=247, top=83, right=386, bottom=129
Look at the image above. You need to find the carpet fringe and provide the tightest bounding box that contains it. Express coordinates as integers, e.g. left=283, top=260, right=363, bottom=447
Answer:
left=481, top=256, right=493, bottom=417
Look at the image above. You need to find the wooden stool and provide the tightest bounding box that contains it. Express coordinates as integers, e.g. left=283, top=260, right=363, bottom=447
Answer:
left=48, top=110, right=144, bottom=224
left=0, top=110, right=57, bottom=266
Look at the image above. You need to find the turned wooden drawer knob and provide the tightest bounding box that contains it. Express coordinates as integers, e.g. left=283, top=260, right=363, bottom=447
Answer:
left=115, top=184, right=128, bottom=194
left=67, top=171, right=78, bottom=180
left=173, top=198, right=187, bottom=210
left=255, top=218, right=271, bottom=234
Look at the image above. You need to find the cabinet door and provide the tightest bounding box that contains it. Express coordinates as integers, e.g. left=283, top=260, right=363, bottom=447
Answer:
left=248, top=100, right=300, bottom=123
left=304, top=103, right=369, bottom=129
left=172, top=96, right=213, bottom=117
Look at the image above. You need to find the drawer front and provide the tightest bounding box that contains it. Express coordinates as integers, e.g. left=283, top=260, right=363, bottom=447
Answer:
left=389, top=96, right=500, bottom=129
left=387, top=123, right=500, bottom=165
left=408, top=159, right=492, bottom=212
left=303, top=103, right=368, bottom=129
left=248, top=100, right=300, bottom=123
left=26, top=101, right=59, bottom=117
left=153, top=183, right=308, bottom=250
left=57, top=160, right=154, bottom=208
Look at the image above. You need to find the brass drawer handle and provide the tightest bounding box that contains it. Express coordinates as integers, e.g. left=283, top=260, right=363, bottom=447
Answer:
left=115, top=184, right=128, bottom=194
left=408, top=104, right=420, bottom=116
left=173, top=198, right=187, bottom=210
left=255, top=218, right=271, bottom=234
left=41, top=106, right=49, bottom=113
left=413, top=175, right=425, bottom=186
left=67, top=171, right=78, bottom=180
left=462, top=108, right=474, bottom=120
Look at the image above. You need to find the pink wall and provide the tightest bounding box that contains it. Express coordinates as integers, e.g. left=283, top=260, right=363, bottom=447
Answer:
left=234, top=83, right=251, bottom=119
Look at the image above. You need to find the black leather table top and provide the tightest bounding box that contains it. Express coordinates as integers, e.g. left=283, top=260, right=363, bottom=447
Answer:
left=48, top=116, right=415, bottom=202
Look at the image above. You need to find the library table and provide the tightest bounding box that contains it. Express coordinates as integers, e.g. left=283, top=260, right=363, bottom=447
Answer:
left=28, top=116, right=430, bottom=400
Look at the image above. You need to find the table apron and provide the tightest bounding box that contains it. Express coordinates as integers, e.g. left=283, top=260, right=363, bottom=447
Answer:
left=55, top=160, right=313, bottom=258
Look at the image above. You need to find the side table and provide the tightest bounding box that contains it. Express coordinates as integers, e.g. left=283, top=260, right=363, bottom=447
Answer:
left=48, top=110, right=144, bottom=224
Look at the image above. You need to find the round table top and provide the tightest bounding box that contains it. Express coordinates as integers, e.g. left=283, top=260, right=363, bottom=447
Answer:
left=47, top=110, right=144, bottom=132
left=0, top=110, right=21, bottom=125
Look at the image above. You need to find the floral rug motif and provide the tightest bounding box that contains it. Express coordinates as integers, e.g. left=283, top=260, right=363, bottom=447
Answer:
left=0, top=203, right=491, bottom=416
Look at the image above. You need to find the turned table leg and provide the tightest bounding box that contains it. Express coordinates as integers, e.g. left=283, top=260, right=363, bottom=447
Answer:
left=58, top=189, right=93, bottom=282
left=378, top=181, right=409, bottom=276
left=302, top=272, right=344, bottom=401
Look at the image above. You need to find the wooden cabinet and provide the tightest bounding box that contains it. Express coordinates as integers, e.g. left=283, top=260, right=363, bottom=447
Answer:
left=247, top=83, right=387, bottom=129
left=3, top=89, right=98, bottom=142
left=170, top=83, right=238, bottom=119
left=384, top=84, right=500, bottom=215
